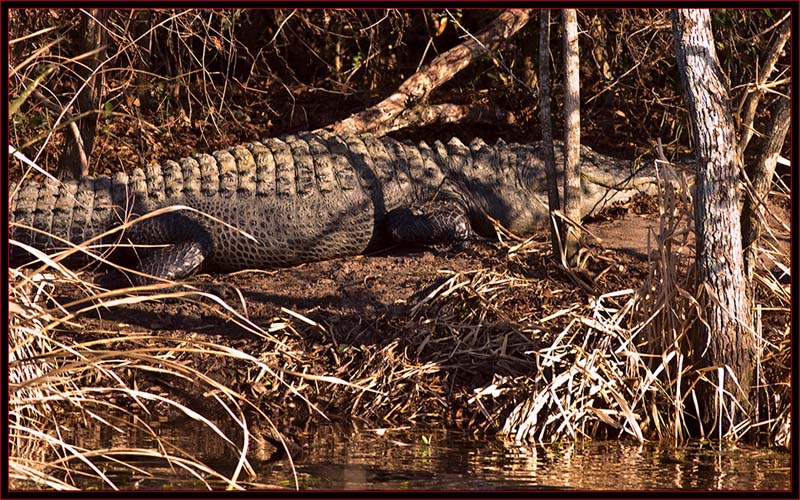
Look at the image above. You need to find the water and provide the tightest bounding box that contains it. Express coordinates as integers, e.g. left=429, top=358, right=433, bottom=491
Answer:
left=56, top=420, right=791, bottom=491
left=249, top=426, right=791, bottom=491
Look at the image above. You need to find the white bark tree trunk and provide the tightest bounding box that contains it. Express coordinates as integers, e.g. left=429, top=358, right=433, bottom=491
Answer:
left=673, top=8, right=754, bottom=435
left=561, top=9, right=581, bottom=266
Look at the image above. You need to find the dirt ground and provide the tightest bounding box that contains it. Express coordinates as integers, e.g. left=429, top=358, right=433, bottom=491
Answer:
left=64, top=195, right=661, bottom=337
left=65, top=188, right=789, bottom=336
left=18, top=185, right=791, bottom=454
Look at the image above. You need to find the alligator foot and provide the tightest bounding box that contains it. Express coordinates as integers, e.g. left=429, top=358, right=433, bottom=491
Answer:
left=122, top=212, right=215, bottom=285
left=124, top=239, right=210, bottom=285
left=386, top=200, right=473, bottom=247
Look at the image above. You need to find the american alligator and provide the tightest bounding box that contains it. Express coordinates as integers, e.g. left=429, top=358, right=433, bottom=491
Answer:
left=10, top=132, right=661, bottom=281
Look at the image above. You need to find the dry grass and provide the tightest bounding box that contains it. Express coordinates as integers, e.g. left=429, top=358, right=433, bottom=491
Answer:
left=8, top=173, right=791, bottom=490
left=465, top=166, right=791, bottom=447
left=7, top=225, right=365, bottom=490
left=10, top=279, right=248, bottom=489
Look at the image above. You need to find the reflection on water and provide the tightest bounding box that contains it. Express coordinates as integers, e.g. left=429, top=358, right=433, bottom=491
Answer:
left=253, top=426, right=790, bottom=491
left=48, top=419, right=792, bottom=491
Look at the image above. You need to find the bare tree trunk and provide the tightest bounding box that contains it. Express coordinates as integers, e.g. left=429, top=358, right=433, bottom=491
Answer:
left=561, top=9, right=581, bottom=266
left=673, top=9, right=754, bottom=436
left=329, top=10, right=531, bottom=136
left=538, top=10, right=561, bottom=259
left=58, top=9, right=107, bottom=178
left=741, top=96, right=791, bottom=290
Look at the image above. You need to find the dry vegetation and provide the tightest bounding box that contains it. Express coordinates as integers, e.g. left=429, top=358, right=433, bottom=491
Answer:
left=7, top=8, right=792, bottom=490
left=8, top=178, right=791, bottom=489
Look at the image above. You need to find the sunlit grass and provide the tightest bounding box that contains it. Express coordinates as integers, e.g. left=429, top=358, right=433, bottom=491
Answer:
left=9, top=163, right=790, bottom=489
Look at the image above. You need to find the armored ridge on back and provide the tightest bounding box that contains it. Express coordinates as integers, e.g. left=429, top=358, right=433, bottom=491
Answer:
left=9, top=132, right=660, bottom=281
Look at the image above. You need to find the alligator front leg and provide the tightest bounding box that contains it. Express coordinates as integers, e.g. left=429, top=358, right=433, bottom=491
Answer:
left=386, top=199, right=474, bottom=247
left=132, top=239, right=210, bottom=283
left=124, top=211, right=213, bottom=284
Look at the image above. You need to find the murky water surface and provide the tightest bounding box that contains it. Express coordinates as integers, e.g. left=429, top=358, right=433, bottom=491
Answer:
left=65, top=421, right=791, bottom=491
left=253, top=427, right=790, bottom=491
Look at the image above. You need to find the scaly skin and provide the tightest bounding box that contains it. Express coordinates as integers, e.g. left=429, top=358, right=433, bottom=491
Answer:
left=9, top=132, right=660, bottom=279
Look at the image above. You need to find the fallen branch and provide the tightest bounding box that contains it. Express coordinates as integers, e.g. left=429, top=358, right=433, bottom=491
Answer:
left=368, top=103, right=516, bottom=137
left=328, top=10, right=532, bottom=136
